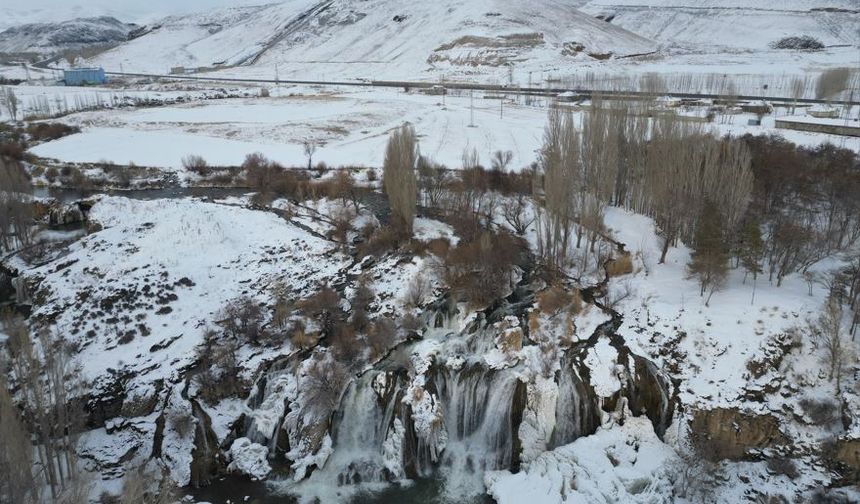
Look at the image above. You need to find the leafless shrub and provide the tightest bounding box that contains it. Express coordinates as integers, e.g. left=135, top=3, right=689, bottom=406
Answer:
left=443, top=230, right=522, bottom=308
left=329, top=204, right=356, bottom=246
left=182, top=154, right=209, bottom=176
left=404, top=273, right=430, bottom=308
left=501, top=193, right=534, bottom=235
left=671, top=432, right=726, bottom=503
left=358, top=225, right=403, bottom=258
left=219, top=297, right=265, bottom=344
left=119, top=465, right=179, bottom=504
left=399, top=312, right=425, bottom=334
left=367, top=318, right=397, bottom=358
left=289, top=320, right=316, bottom=350
left=605, top=279, right=635, bottom=310
left=303, top=355, right=348, bottom=418
left=300, top=286, right=343, bottom=337
left=26, top=122, right=79, bottom=141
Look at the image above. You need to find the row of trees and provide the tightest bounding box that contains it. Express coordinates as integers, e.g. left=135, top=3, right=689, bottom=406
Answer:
left=0, top=156, right=33, bottom=252
left=533, top=101, right=755, bottom=281
left=0, top=312, right=85, bottom=503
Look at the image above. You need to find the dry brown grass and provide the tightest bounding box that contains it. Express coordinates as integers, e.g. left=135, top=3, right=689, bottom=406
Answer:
left=606, top=253, right=634, bottom=277
left=537, top=285, right=582, bottom=315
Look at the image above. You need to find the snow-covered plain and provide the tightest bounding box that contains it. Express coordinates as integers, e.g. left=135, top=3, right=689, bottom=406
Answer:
left=28, top=88, right=859, bottom=176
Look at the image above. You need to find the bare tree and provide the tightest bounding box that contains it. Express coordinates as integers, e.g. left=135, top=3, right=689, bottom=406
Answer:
left=501, top=193, right=534, bottom=235
left=3, top=316, right=82, bottom=500
left=534, top=108, right=577, bottom=274
left=810, top=297, right=854, bottom=400
left=382, top=125, right=418, bottom=234
left=490, top=150, right=513, bottom=172
left=2, top=88, right=19, bottom=121
left=302, top=355, right=348, bottom=419
left=0, top=156, right=33, bottom=251
left=0, top=373, right=39, bottom=504
left=303, top=140, right=317, bottom=170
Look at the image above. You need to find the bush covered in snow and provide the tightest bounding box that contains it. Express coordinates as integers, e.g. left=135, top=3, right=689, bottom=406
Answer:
left=770, top=36, right=824, bottom=51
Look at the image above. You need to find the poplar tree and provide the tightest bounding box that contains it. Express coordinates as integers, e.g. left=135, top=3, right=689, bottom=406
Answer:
left=688, top=200, right=729, bottom=305
left=383, top=125, right=418, bottom=235
left=738, top=216, right=764, bottom=304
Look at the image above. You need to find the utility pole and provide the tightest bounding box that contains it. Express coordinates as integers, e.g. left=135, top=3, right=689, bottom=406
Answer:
left=500, top=97, right=503, bottom=119
left=469, top=90, right=476, bottom=127
left=275, top=63, right=279, bottom=84
left=527, top=71, right=533, bottom=106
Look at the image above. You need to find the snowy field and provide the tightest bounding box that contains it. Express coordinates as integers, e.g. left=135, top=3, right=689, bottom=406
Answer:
left=29, top=88, right=548, bottom=170
left=27, top=87, right=860, bottom=175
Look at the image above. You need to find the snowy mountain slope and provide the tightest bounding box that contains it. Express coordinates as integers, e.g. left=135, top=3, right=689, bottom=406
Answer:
left=85, top=2, right=323, bottom=73
left=0, top=0, right=269, bottom=31
left=580, top=0, right=860, bottom=51
left=0, top=16, right=136, bottom=55
left=88, top=0, right=657, bottom=79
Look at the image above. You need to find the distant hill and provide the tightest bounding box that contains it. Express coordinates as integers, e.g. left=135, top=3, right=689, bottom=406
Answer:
left=0, top=16, right=137, bottom=56
left=580, top=0, right=860, bottom=51
left=86, top=0, right=658, bottom=80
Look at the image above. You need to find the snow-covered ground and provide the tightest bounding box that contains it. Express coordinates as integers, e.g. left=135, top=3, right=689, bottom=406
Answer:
left=25, top=196, right=348, bottom=386
left=27, top=88, right=860, bottom=176
left=28, top=88, right=548, bottom=170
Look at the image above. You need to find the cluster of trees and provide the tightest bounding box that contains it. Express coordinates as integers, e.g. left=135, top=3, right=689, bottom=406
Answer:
left=0, top=155, right=33, bottom=252
left=1, top=312, right=86, bottom=503
left=533, top=101, right=754, bottom=285
left=560, top=68, right=857, bottom=102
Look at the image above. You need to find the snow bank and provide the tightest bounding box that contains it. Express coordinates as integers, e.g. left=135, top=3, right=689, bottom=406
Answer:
left=486, top=416, right=677, bottom=504
left=228, top=438, right=272, bottom=479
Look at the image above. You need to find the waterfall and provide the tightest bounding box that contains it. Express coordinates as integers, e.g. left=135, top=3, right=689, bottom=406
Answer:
left=244, top=362, right=297, bottom=452
left=324, top=371, right=403, bottom=485
left=431, top=365, right=522, bottom=500
left=12, top=276, right=29, bottom=305
left=551, top=355, right=601, bottom=448
left=284, top=370, right=405, bottom=501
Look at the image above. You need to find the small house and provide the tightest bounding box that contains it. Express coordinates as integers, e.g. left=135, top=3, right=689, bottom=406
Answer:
left=63, top=68, right=106, bottom=86
left=740, top=100, right=772, bottom=115
left=424, top=85, right=447, bottom=96
left=807, top=105, right=839, bottom=119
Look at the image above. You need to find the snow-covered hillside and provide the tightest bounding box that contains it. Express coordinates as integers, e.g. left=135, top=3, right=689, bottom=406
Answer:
left=88, top=0, right=657, bottom=80
left=580, top=0, right=860, bottom=52
left=0, top=17, right=136, bottom=55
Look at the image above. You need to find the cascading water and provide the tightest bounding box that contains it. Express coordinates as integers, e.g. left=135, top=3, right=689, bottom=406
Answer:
left=551, top=354, right=601, bottom=449
left=282, top=370, right=406, bottom=502
left=245, top=362, right=298, bottom=453
left=325, top=371, right=403, bottom=485
left=430, top=365, right=522, bottom=501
